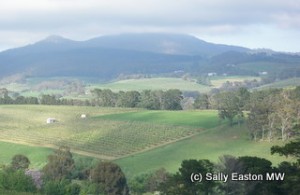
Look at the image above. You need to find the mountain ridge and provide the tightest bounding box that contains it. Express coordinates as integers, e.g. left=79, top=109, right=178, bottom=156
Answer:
left=0, top=33, right=299, bottom=80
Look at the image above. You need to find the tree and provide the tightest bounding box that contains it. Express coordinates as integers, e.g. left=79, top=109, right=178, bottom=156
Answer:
left=246, top=89, right=281, bottom=141
left=238, top=156, right=274, bottom=195
left=214, top=92, right=240, bottom=125
left=146, top=168, right=169, bottom=192
left=216, top=155, right=244, bottom=195
left=161, top=89, right=183, bottom=110
left=275, top=161, right=300, bottom=194
left=160, top=159, right=216, bottom=195
left=271, top=139, right=300, bottom=165
left=11, top=154, right=30, bottom=170
left=43, top=146, right=75, bottom=181
left=276, top=90, right=297, bottom=140
left=116, top=91, right=140, bottom=108
left=90, top=161, right=129, bottom=195
left=194, top=93, right=211, bottom=109
left=40, top=94, right=60, bottom=105
left=0, top=168, right=36, bottom=193
left=271, top=140, right=300, bottom=194
left=138, top=90, right=161, bottom=110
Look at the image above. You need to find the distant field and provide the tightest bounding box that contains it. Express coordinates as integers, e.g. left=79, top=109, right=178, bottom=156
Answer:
left=88, top=76, right=262, bottom=93
left=2, top=76, right=263, bottom=99
left=88, top=78, right=212, bottom=93
left=210, top=76, right=260, bottom=87
left=0, top=105, right=217, bottom=160
left=256, top=78, right=300, bottom=90
left=238, top=62, right=286, bottom=73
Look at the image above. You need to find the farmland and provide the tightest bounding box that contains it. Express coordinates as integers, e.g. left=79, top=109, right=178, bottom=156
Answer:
left=0, top=105, right=288, bottom=180
left=88, top=77, right=211, bottom=93
left=117, top=124, right=287, bottom=178
left=1, top=76, right=262, bottom=99
left=0, top=105, right=217, bottom=160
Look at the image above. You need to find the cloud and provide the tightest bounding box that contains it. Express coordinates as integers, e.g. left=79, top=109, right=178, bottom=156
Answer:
left=1, top=0, right=299, bottom=29
left=0, top=0, right=299, bottom=51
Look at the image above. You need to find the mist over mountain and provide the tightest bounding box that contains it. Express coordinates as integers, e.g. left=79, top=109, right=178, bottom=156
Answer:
left=0, top=33, right=299, bottom=79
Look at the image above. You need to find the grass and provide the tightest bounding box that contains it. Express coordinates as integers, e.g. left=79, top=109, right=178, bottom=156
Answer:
left=0, top=105, right=217, bottom=160
left=97, top=110, right=220, bottom=128
left=116, top=124, right=288, bottom=178
left=88, top=78, right=211, bottom=93
left=210, top=76, right=260, bottom=87
left=0, top=105, right=289, bottom=181
left=256, top=78, right=300, bottom=90
left=2, top=76, right=263, bottom=99
left=0, top=141, right=51, bottom=168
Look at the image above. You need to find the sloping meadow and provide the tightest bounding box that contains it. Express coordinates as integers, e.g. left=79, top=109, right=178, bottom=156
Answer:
left=0, top=105, right=219, bottom=160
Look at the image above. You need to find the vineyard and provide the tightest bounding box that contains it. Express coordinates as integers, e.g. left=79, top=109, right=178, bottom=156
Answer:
left=0, top=105, right=218, bottom=160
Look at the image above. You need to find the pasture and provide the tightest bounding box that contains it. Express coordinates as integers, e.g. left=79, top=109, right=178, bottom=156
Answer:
left=0, top=105, right=288, bottom=180
left=117, top=124, right=288, bottom=178
left=88, top=77, right=211, bottom=93
left=209, top=76, right=260, bottom=87
left=1, top=76, right=263, bottom=99
left=0, top=105, right=216, bottom=161
left=256, top=77, right=300, bottom=90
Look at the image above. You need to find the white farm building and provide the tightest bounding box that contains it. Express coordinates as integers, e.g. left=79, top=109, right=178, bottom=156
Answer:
left=46, top=118, right=56, bottom=124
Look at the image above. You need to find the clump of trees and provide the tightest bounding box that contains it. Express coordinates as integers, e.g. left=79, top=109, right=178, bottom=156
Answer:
left=0, top=154, right=36, bottom=193
left=0, top=146, right=129, bottom=195
left=195, top=86, right=300, bottom=141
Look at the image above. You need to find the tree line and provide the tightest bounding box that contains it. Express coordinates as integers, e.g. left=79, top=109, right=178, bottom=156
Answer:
left=2, top=140, right=300, bottom=195
left=0, top=88, right=183, bottom=110
left=129, top=139, right=300, bottom=195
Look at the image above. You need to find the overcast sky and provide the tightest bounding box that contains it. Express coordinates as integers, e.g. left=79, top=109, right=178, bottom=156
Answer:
left=0, top=0, right=299, bottom=52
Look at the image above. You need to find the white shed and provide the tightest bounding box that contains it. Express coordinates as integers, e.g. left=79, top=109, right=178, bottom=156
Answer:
left=80, top=114, right=87, bottom=118
left=46, top=118, right=56, bottom=124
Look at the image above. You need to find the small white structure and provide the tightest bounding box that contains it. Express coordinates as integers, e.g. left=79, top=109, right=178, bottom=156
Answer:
left=80, top=114, right=87, bottom=119
left=207, top=72, right=217, bottom=77
left=46, top=118, right=56, bottom=124
left=259, top=71, right=268, bottom=75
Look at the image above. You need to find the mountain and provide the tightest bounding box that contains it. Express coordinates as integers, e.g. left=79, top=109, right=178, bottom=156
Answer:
left=0, top=33, right=299, bottom=79
left=84, top=33, right=249, bottom=56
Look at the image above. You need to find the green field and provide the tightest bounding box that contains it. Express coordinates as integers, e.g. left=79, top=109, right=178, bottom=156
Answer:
left=116, top=124, right=287, bottom=178
left=0, top=105, right=216, bottom=160
left=256, top=78, right=300, bottom=90
left=210, top=76, right=260, bottom=87
left=89, top=78, right=211, bottom=93
left=0, top=141, right=51, bottom=168
left=0, top=105, right=289, bottom=180
left=89, top=76, right=261, bottom=92
left=1, top=76, right=263, bottom=99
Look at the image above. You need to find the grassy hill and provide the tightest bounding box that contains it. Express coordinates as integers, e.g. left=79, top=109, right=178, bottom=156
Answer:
left=0, top=105, right=289, bottom=180
left=88, top=76, right=260, bottom=93
left=256, top=78, right=300, bottom=90
left=116, top=124, right=287, bottom=178
left=88, top=77, right=211, bottom=93
left=0, top=105, right=217, bottom=160
left=1, top=76, right=261, bottom=99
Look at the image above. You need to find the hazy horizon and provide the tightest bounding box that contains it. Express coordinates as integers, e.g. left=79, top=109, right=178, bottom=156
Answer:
left=0, top=0, right=299, bottom=52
